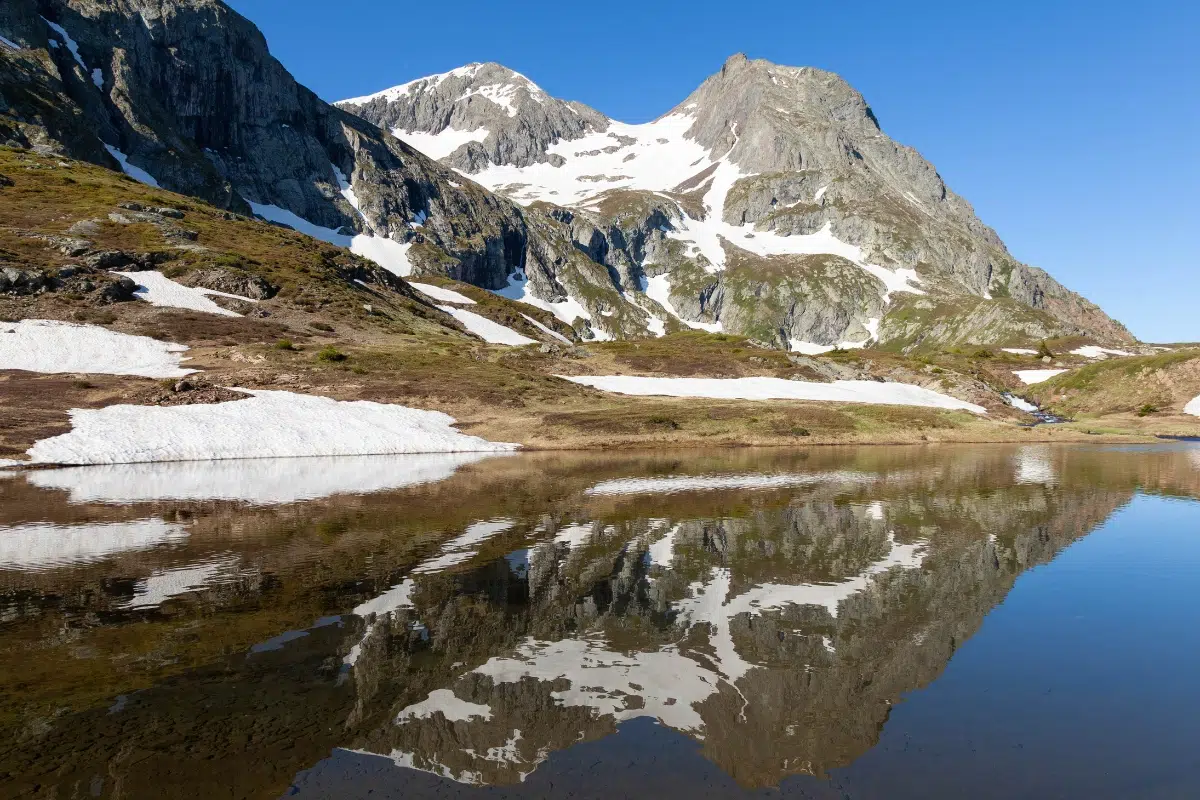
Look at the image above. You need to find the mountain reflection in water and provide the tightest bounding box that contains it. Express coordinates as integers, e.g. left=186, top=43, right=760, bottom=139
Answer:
left=1, top=444, right=1198, bottom=799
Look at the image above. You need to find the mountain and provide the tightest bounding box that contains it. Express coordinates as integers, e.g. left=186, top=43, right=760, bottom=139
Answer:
left=0, top=0, right=539, bottom=290
left=1, top=0, right=1131, bottom=352
left=339, top=56, right=1134, bottom=350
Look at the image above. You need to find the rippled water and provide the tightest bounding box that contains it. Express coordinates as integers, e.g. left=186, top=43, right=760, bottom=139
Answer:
left=2, top=444, right=1198, bottom=798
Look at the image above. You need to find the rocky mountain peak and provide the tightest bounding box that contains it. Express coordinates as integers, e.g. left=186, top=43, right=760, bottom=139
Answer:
left=674, top=55, right=883, bottom=175
left=336, top=62, right=609, bottom=170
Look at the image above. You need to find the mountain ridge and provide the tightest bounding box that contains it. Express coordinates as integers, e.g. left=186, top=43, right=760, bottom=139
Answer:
left=339, top=53, right=1132, bottom=350
left=1, top=2, right=1132, bottom=351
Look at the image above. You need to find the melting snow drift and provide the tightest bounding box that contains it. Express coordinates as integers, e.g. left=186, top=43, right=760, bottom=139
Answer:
left=0, top=320, right=195, bottom=378
left=114, top=271, right=255, bottom=317
left=559, top=375, right=985, bottom=413
left=437, top=306, right=536, bottom=346
left=1014, top=369, right=1068, bottom=385
left=408, top=282, right=476, bottom=305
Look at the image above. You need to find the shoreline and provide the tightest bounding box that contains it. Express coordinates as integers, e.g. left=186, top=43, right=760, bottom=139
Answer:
left=0, top=424, right=1171, bottom=472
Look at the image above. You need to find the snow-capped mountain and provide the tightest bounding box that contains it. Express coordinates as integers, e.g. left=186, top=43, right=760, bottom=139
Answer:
left=0, top=0, right=1130, bottom=350
left=340, top=55, right=1132, bottom=350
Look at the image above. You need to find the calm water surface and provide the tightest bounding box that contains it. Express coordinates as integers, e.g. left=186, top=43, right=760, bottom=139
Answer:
left=1, top=444, right=1198, bottom=798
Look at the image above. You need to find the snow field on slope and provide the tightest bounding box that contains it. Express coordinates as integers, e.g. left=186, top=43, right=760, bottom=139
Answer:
left=339, top=64, right=486, bottom=105
left=492, top=271, right=611, bottom=339
left=1071, top=345, right=1134, bottom=359
left=408, top=282, right=476, bottom=304
left=1185, top=395, right=1200, bottom=417
left=248, top=201, right=414, bottom=277
left=114, top=270, right=255, bottom=316
left=559, top=375, right=986, bottom=413
left=0, top=319, right=195, bottom=378
left=24, top=389, right=518, bottom=465
left=643, top=274, right=722, bottom=333
left=393, top=127, right=489, bottom=160
left=40, top=16, right=87, bottom=72
left=520, top=313, right=572, bottom=344
left=102, top=145, right=160, bottom=187
left=1014, top=369, right=1068, bottom=385
left=437, top=305, right=536, bottom=346
left=467, top=110, right=918, bottom=293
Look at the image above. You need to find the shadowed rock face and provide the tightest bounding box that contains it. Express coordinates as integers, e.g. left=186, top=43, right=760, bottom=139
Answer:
left=3, top=445, right=1195, bottom=797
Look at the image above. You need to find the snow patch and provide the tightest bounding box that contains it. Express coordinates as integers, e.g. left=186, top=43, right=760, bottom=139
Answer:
left=331, top=164, right=362, bottom=216
left=644, top=273, right=722, bottom=332
left=114, top=270, right=254, bottom=317
left=1001, top=348, right=1039, bottom=355
left=1005, top=394, right=1039, bottom=413
left=40, top=17, right=87, bottom=72
left=789, top=340, right=834, bottom=355
left=351, top=237, right=414, bottom=277
left=0, top=319, right=194, bottom=378
left=91, top=67, right=103, bottom=88
left=392, top=127, right=489, bottom=160
left=1014, top=369, right=1067, bottom=385
left=23, top=389, right=517, bottom=465
left=103, top=145, right=159, bottom=187
left=560, top=375, right=986, bottom=413
left=438, top=306, right=537, bottom=346
left=408, top=282, right=476, bottom=305
left=493, top=271, right=592, bottom=329
left=520, top=313, right=572, bottom=345
left=248, top=200, right=414, bottom=276
left=1, top=34, right=22, bottom=51
left=1184, top=395, right=1200, bottom=417
left=1071, top=345, right=1134, bottom=359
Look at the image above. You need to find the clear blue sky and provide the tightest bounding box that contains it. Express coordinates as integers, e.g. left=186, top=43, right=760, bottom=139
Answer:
left=228, top=0, right=1197, bottom=342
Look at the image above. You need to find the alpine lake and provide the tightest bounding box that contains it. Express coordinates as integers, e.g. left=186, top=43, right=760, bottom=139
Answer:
left=2, top=442, right=1198, bottom=798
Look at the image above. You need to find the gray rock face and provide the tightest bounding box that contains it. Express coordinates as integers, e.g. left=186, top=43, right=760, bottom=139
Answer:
left=336, top=63, right=609, bottom=172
